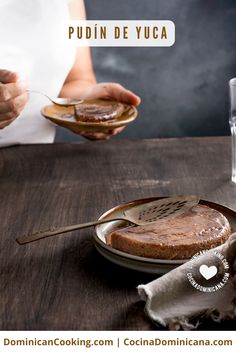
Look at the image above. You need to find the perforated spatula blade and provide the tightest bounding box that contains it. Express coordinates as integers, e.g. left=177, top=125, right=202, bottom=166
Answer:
left=16, top=195, right=199, bottom=245
left=124, top=195, right=200, bottom=225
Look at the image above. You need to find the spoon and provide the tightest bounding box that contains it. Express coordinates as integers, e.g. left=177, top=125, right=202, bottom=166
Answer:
left=16, top=196, right=199, bottom=245
left=27, top=90, right=83, bottom=106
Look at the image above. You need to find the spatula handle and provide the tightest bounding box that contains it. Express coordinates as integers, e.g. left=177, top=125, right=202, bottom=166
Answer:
left=16, top=218, right=127, bottom=245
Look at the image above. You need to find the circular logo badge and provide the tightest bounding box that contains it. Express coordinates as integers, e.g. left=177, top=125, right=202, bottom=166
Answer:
left=186, top=250, right=230, bottom=292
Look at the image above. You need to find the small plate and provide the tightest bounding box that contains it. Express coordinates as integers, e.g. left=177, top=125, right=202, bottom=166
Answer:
left=94, top=197, right=236, bottom=274
left=41, top=99, right=138, bottom=134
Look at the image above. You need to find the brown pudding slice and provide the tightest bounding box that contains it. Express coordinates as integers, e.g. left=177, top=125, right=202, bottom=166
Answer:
left=106, top=205, right=231, bottom=260
left=75, top=100, right=125, bottom=122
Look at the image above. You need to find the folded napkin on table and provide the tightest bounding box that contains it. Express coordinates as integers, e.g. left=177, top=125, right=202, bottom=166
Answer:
left=138, top=233, right=236, bottom=330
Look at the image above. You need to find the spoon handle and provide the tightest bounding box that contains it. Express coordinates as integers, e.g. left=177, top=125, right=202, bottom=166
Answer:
left=27, top=89, right=52, bottom=103
left=16, top=217, right=128, bottom=245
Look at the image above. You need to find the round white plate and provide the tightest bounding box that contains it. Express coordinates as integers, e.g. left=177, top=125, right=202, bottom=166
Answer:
left=94, top=197, right=236, bottom=274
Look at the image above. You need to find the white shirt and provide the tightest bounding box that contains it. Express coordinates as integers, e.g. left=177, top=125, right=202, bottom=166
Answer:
left=0, top=0, right=75, bottom=147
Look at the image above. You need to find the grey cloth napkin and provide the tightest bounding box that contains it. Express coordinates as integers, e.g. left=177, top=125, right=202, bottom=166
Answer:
left=138, top=233, right=236, bottom=330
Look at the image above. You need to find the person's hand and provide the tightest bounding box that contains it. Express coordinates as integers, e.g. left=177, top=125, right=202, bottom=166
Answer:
left=0, top=70, right=28, bottom=129
left=79, top=82, right=141, bottom=140
left=83, top=82, right=141, bottom=106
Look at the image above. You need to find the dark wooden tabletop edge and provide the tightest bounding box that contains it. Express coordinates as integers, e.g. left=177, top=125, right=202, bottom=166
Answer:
left=0, top=135, right=230, bottom=151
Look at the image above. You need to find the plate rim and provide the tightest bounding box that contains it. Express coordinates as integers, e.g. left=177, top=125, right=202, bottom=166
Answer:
left=41, top=102, right=138, bottom=128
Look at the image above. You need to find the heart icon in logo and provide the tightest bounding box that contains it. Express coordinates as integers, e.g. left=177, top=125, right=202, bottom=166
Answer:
left=199, top=265, right=218, bottom=280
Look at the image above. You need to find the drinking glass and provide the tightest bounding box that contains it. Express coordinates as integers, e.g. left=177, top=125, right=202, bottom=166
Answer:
left=229, top=78, right=236, bottom=183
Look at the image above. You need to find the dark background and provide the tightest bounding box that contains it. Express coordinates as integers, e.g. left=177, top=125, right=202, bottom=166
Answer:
left=56, top=0, right=236, bottom=142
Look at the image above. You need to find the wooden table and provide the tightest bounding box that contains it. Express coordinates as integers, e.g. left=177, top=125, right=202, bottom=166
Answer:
left=0, top=137, right=236, bottom=330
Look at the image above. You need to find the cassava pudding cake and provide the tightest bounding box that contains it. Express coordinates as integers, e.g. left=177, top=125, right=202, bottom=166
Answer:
left=106, top=204, right=231, bottom=260
left=75, top=99, right=125, bottom=122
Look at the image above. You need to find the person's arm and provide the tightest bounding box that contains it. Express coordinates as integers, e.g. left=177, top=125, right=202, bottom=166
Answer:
left=59, top=0, right=140, bottom=113
left=59, top=0, right=96, bottom=98
left=59, top=0, right=140, bottom=140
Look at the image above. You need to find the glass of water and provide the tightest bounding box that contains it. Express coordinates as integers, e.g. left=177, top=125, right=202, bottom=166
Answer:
left=229, top=78, right=236, bottom=183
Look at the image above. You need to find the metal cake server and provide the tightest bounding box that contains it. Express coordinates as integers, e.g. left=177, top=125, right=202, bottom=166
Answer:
left=16, top=195, right=199, bottom=245
left=27, top=90, right=83, bottom=106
